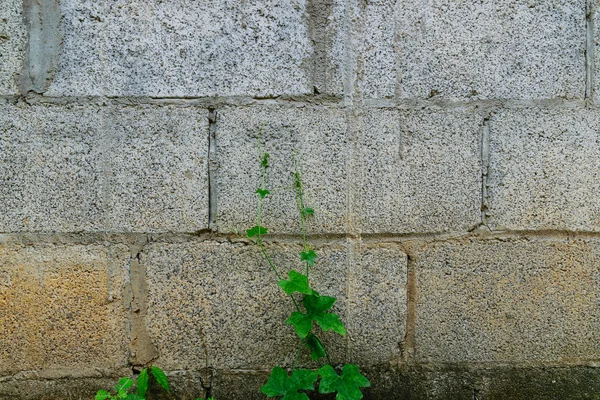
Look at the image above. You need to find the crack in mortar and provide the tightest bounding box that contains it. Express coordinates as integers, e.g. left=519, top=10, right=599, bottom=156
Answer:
left=586, top=0, right=595, bottom=103
left=208, top=108, right=218, bottom=230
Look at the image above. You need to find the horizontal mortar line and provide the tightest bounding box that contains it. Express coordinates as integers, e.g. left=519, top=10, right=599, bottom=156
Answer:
left=403, top=359, right=600, bottom=370
left=0, top=95, right=593, bottom=111
left=1, top=229, right=600, bottom=245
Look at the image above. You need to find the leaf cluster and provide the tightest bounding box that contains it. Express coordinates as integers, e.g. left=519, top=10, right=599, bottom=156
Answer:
left=95, top=366, right=170, bottom=400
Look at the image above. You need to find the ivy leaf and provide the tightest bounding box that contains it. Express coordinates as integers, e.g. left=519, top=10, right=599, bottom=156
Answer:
left=262, top=153, right=270, bottom=167
left=125, top=395, right=143, bottom=400
left=150, top=366, right=170, bottom=393
left=246, top=225, right=268, bottom=238
left=256, top=188, right=270, bottom=199
left=302, top=207, right=314, bottom=216
left=305, top=333, right=326, bottom=360
left=137, top=368, right=148, bottom=398
left=116, top=378, right=134, bottom=394
left=286, top=292, right=346, bottom=339
left=300, top=250, right=317, bottom=267
left=318, top=364, right=370, bottom=400
left=261, top=366, right=318, bottom=400
left=278, top=270, right=313, bottom=295
left=95, top=390, right=110, bottom=400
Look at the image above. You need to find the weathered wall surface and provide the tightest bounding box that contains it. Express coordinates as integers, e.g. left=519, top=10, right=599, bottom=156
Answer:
left=1, top=0, right=600, bottom=399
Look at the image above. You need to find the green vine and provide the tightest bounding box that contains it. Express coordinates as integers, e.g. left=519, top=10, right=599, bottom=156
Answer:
left=247, top=133, right=370, bottom=400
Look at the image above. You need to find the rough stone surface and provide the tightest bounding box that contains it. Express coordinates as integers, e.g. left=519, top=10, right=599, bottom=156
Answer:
left=348, top=244, right=407, bottom=366
left=0, top=0, right=27, bottom=95
left=487, top=109, right=600, bottom=231
left=215, top=106, right=349, bottom=234
left=0, top=244, right=130, bottom=375
left=0, top=103, right=209, bottom=233
left=143, top=240, right=348, bottom=370
left=361, top=109, right=482, bottom=234
left=414, top=239, right=600, bottom=363
left=363, top=0, right=586, bottom=100
left=45, top=0, right=315, bottom=97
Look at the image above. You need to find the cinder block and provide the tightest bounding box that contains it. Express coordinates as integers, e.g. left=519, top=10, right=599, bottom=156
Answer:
left=0, top=0, right=26, bottom=95
left=0, top=244, right=130, bottom=374
left=487, top=109, right=600, bottom=231
left=46, top=0, right=315, bottom=97
left=348, top=244, right=407, bottom=366
left=215, top=106, right=349, bottom=234
left=364, top=0, right=585, bottom=100
left=0, top=103, right=209, bottom=233
left=143, top=240, right=348, bottom=370
left=414, top=239, right=600, bottom=363
left=361, top=109, right=482, bottom=234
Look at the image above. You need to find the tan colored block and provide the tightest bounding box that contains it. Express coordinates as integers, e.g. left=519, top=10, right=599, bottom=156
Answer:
left=415, top=239, right=600, bottom=363
left=0, top=244, right=130, bottom=374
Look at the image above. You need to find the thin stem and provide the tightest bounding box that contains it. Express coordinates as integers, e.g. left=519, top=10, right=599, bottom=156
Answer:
left=291, top=338, right=306, bottom=372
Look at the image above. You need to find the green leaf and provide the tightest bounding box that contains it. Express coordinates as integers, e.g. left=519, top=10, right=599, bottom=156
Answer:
left=256, top=188, right=270, bottom=199
left=261, top=366, right=318, bottom=400
left=300, top=249, right=317, bottom=267
left=95, top=390, right=110, bottom=400
left=116, top=378, right=134, bottom=394
left=278, top=270, right=313, bottom=295
left=302, top=207, right=314, bottom=216
left=137, top=368, right=148, bottom=398
left=125, top=395, right=143, bottom=400
left=262, top=153, right=270, bottom=167
left=305, top=333, right=326, bottom=360
left=246, top=225, right=268, bottom=238
left=151, top=366, right=170, bottom=393
left=285, top=293, right=346, bottom=339
left=318, top=364, right=370, bottom=400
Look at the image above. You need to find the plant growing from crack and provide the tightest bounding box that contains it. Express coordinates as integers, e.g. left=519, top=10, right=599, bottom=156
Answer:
left=94, top=366, right=171, bottom=400
left=248, top=133, right=370, bottom=400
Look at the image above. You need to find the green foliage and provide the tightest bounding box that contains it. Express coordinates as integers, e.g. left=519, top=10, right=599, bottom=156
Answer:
left=94, top=366, right=171, bottom=400
left=261, top=367, right=318, bottom=400
left=278, top=270, right=313, bottom=295
left=251, top=136, right=370, bottom=400
left=318, top=364, right=371, bottom=400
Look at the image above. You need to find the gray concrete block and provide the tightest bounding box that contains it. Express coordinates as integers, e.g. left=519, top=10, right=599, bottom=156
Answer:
left=348, top=244, right=407, bottom=366
left=0, top=244, right=130, bottom=374
left=0, top=0, right=27, bottom=95
left=0, top=103, right=209, bottom=233
left=414, top=239, right=600, bottom=363
left=364, top=0, right=585, bottom=100
left=46, top=0, right=315, bottom=97
left=487, top=109, right=600, bottom=231
left=361, top=109, right=482, bottom=234
left=143, top=240, right=348, bottom=370
left=215, top=106, right=349, bottom=234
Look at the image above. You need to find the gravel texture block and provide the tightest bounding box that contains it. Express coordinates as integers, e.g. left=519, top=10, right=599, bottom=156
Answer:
left=364, top=0, right=585, bottom=100
left=0, top=244, right=130, bottom=374
left=143, top=240, right=348, bottom=370
left=361, top=109, right=482, bottom=234
left=414, top=239, right=600, bottom=363
left=46, top=0, right=314, bottom=97
left=348, top=244, right=407, bottom=366
left=487, top=109, right=600, bottom=231
left=0, top=0, right=26, bottom=95
left=215, top=106, right=349, bottom=234
left=0, top=103, right=209, bottom=233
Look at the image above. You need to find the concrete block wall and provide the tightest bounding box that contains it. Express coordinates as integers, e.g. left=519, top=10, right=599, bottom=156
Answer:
left=1, top=0, right=600, bottom=399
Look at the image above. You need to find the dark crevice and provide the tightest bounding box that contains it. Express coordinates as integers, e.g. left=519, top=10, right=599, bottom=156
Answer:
left=586, top=0, right=595, bottom=102
left=208, top=108, right=218, bottom=230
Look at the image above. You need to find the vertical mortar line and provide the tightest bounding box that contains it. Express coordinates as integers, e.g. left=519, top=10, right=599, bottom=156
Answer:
left=586, top=0, right=595, bottom=103
left=403, top=252, right=417, bottom=364
left=480, top=117, right=491, bottom=227
left=128, top=236, right=159, bottom=368
left=208, top=108, right=218, bottom=230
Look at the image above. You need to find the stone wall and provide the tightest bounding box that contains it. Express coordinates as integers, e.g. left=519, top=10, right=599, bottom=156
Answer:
left=1, top=0, right=600, bottom=399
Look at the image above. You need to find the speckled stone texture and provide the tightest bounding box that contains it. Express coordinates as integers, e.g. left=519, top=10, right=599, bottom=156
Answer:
left=0, top=244, right=130, bottom=375
left=363, top=0, right=586, bottom=100
left=414, top=239, right=600, bottom=363
left=0, top=102, right=209, bottom=233
left=45, top=0, right=315, bottom=97
left=486, top=109, right=600, bottom=231
left=215, top=105, right=349, bottom=234
left=360, top=109, right=483, bottom=234
left=0, top=0, right=27, bottom=95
